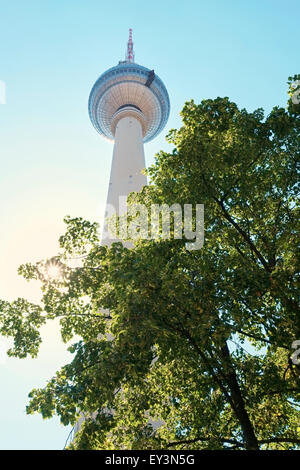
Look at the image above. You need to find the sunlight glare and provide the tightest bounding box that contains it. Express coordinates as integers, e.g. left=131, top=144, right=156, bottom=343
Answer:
left=44, top=261, right=62, bottom=281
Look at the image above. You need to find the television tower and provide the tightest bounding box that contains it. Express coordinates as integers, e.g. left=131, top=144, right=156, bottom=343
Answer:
left=70, top=31, right=170, bottom=442
left=88, top=29, right=170, bottom=244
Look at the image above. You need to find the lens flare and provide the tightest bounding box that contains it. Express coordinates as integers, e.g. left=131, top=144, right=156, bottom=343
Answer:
left=43, top=261, right=62, bottom=281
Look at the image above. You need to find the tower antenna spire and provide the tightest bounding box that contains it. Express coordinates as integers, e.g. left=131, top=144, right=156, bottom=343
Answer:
left=126, top=28, right=135, bottom=63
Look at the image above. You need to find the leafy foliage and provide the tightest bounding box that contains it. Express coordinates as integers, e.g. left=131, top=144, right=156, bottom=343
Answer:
left=1, top=80, right=299, bottom=450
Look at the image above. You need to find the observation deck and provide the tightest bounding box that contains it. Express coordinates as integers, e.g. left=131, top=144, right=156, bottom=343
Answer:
left=88, top=61, right=170, bottom=143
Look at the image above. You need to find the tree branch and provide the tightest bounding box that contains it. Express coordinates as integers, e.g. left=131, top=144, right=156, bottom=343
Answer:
left=258, top=438, right=300, bottom=446
left=166, top=436, right=243, bottom=448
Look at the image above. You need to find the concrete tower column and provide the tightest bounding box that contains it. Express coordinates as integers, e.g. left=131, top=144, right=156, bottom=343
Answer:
left=102, top=115, right=147, bottom=245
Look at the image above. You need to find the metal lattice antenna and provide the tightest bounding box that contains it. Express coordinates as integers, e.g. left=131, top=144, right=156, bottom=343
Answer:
left=126, top=28, right=135, bottom=63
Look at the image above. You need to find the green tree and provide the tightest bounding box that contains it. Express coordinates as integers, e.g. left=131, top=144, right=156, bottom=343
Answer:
left=0, top=76, right=299, bottom=450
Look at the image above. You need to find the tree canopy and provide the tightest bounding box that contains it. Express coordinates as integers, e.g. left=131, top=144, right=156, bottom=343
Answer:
left=0, top=76, right=299, bottom=450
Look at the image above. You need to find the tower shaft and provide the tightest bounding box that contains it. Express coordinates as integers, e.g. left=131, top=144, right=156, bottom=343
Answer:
left=102, top=116, right=147, bottom=245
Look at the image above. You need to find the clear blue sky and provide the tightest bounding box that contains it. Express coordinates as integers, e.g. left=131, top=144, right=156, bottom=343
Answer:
left=0, top=0, right=299, bottom=449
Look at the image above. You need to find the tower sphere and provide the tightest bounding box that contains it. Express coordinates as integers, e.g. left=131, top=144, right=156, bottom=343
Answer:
left=88, top=60, right=170, bottom=143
